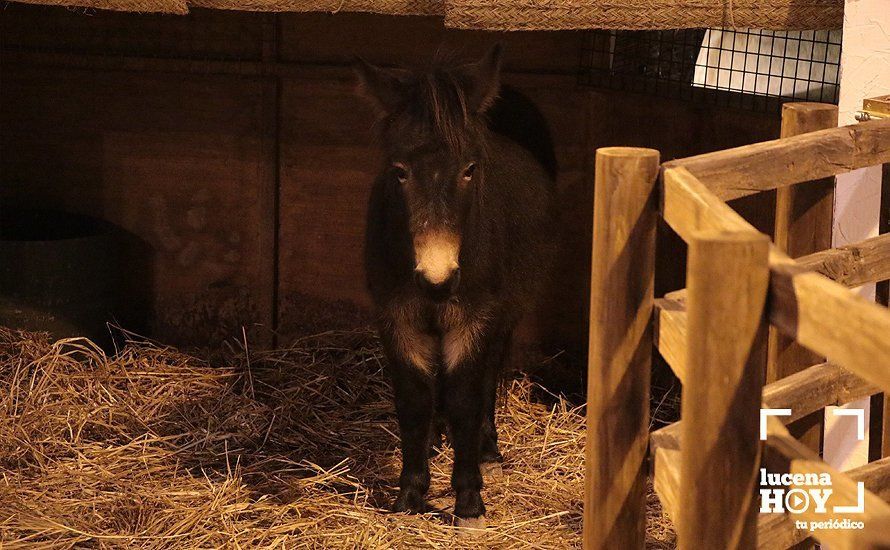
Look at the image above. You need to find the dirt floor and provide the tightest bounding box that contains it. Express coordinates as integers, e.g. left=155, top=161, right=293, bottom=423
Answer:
left=0, top=326, right=677, bottom=548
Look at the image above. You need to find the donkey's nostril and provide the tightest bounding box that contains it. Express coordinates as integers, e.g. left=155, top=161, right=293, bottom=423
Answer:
left=414, top=267, right=459, bottom=301
left=450, top=267, right=461, bottom=293
left=413, top=269, right=425, bottom=290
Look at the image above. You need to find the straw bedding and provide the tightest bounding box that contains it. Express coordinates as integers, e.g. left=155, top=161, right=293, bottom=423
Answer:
left=0, top=326, right=676, bottom=548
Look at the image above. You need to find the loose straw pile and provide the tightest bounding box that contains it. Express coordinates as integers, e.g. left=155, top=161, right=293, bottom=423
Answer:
left=0, top=326, right=675, bottom=548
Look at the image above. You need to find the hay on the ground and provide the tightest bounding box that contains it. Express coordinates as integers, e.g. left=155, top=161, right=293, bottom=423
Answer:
left=0, top=326, right=675, bottom=548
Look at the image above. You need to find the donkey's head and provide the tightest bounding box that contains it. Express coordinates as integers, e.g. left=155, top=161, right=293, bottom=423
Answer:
left=356, top=45, right=503, bottom=300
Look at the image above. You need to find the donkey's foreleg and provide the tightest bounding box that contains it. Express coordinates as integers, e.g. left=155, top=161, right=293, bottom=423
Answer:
left=381, top=319, right=437, bottom=514
left=443, top=366, right=486, bottom=522
left=391, top=366, right=435, bottom=514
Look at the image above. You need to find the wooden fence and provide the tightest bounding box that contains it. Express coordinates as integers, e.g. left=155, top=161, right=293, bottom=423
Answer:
left=583, top=95, right=890, bottom=549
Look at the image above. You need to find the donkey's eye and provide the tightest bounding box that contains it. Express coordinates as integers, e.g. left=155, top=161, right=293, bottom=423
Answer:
left=392, top=163, right=409, bottom=184
left=462, top=162, right=476, bottom=182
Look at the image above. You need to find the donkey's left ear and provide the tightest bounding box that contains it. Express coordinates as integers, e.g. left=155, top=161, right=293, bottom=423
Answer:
left=458, top=43, right=504, bottom=113
left=353, top=57, right=410, bottom=115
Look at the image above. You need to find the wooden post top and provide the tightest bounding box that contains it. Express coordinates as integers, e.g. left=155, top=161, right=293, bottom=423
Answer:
left=782, top=102, right=840, bottom=113
left=595, top=146, right=660, bottom=159
left=780, top=103, right=839, bottom=138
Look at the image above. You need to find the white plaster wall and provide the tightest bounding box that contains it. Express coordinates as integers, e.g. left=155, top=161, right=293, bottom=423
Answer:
left=823, top=0, right=890, bottom=472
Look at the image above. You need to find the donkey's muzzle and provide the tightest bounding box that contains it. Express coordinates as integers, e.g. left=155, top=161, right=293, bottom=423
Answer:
left=414, top=267, right=460, bottom=301
left=413, top=229, right=461, bottom=300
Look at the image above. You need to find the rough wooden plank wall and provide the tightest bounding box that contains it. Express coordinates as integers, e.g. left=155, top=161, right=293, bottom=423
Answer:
left=0, top=6, right=780, bottom=352
left=0, top=67, right=275, bottom=346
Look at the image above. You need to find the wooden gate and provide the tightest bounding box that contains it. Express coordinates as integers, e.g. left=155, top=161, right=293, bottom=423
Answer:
left=583, top=96, right=890, bottom=549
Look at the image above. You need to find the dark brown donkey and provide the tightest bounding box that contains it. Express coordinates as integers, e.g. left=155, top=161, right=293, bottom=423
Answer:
left=355, top=45, right=557, bottom=526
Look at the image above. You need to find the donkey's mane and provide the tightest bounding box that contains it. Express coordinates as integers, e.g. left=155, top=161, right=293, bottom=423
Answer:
left=400, top=62, right=486, bottom=156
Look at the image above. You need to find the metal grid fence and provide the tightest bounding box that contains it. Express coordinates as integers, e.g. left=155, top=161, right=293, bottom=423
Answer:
left=579, top=28, right=842, bottom=112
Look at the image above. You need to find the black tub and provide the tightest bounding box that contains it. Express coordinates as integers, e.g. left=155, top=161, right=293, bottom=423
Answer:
left=0, top=209, right=151, bottom=349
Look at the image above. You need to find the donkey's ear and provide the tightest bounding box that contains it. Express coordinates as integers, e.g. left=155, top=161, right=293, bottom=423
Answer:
left=457, top=43, right=504, bottom=113
left=353, top=57, right=409, bottom=114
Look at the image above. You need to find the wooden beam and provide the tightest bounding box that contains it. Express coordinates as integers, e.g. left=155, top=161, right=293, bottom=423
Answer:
left=795, top=233, right=890, bottom=288
left=768, top=103, right=837, bottom=459
left=653, top=298, right=687, bottom=383
left=850, top=456, right=890, bottom=501
left=663, top=276, right=890, bottom=403
left=655, top=296, right=882, bottom=408
left=663, top=118, right=890, bottom=201
left=679, top=230, right=769, bottom=549
left=661, top=166, right=757, bottom=243
left=650, top=361, right=878, bottom=454
left=772, top=104, right=838, bottom=269
left=878, top=161, right=890, bottom=461
left=650, top=419, right=681, bottom=454
left=757, top=512, right=808, bottom=550
left=763, top=362, right=879, bottom=420
left=584, top=147, right=659, bottom=550
left=652, top=447, right=679, bottom=521
left=769, top=261, right=890, bottom=395
left=650, top=420, right=681, bottom=454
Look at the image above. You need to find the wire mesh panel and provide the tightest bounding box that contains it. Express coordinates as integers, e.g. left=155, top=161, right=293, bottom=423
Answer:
left=579, top=28, right=842, bottom=112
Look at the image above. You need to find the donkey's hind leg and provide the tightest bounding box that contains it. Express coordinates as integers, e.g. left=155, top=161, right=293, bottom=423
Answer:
left=428, top=413, right=447, bottom=457
left=481, top=326, right=512, bottom=467
left=480, top=382, right=503, bottom=466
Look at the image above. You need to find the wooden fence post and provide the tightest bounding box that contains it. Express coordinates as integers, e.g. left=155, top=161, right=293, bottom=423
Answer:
left=881, top=162, right=890, bottom=459
left=584, top=147, right=659, bottom=550
left=768, top=102, right=838, bottom=453
left=866, top=96, right=890, bottom=461
left=679, top=230, right=769, bottom=549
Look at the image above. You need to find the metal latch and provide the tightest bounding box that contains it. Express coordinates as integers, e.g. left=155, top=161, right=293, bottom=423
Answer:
left=856, top=94, right=890, bottom=121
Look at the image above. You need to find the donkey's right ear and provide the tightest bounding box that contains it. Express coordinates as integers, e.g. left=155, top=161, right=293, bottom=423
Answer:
left=353, top=58, right=409, bottom=114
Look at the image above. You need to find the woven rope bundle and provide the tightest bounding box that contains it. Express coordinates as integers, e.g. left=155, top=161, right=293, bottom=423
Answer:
left=444, top=0, right=844, bottom=31
left=11, top=0, right=188, bottom=13
left=7, top=0, right=444, bottom=15
left=191, top=0, right=442, bottom=15
left=6, top=0, right=842, bottom=28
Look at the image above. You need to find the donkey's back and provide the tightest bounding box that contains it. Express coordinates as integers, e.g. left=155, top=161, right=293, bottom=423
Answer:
left=487, top=85, right=558, bottom=181
left=474, top=129, right=557, bottom=315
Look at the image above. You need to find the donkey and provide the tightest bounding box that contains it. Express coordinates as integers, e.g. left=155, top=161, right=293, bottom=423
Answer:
left=355, top=45, right=557, bottom=525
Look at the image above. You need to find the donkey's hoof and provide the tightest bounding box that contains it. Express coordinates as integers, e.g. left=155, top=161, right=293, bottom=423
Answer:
left=454, top=491, right=485, bottom=520
left=480, top=449, right=503, bottom=464
left=392, top=490, right=426, bottom=514
left=480, top=461, right=503, bottom=480
left=455, top=515, right=487, bottom=530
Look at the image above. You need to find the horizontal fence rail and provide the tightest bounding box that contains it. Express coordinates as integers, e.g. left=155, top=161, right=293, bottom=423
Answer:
left=796, top=233, right=890, bottom=288
left=662, top=117, right=890, bottom=201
